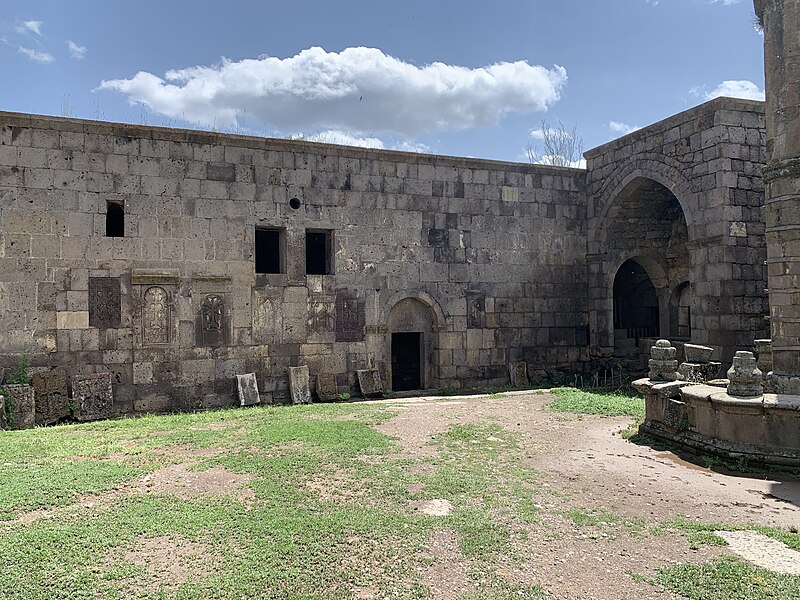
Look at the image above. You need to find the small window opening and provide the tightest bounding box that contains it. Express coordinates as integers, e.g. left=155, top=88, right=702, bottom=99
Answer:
left=255, top=228, right=283, bottom=274
left=306, top=230, right=332, bottom=275
left=289, top=197, right=302, bottom=210
left=106, top=201, right=125, bottom=237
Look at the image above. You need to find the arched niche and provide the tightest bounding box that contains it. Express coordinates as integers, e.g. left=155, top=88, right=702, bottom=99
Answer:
left=386, top=297, right=439, bottom=392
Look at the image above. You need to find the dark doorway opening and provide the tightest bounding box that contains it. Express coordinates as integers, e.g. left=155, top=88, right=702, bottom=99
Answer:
left=613, top=259, right=660, bottom=347
left=392, top=332, right=422, bottom=391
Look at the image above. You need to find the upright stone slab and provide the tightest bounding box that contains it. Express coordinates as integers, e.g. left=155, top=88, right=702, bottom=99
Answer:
left=88, top=277, right=121, bottom=328
left=288, top=366, right=311, bottom=405
left=509, top=361, right=529, bottom=387
left=72, top=373, right=114, bottom=422
left=315, top=373, right=339, bottom=402
left=0, top=394, right=6, bottom=430
left=31, top=368, right=69, bottom=426
left=236, top=373, right=261, bottom=407
left=357, top=369, right=384, bottom=398
left=3, top=384, right=35, bottom=430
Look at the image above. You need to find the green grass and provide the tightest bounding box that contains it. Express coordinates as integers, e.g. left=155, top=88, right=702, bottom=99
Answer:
left=654, top=557, right=800, bottom=600
left=547, top=387, right=645, bottom=419
left=655, top=516, right=800, bottom=551
left=0, top=402, right=551, bottom=599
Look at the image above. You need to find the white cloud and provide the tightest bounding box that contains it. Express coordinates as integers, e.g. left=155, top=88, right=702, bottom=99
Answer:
left=530, top=154, right=586, bottom=169
left=18, top=46, right=54, bottom=64
left=393, top=140, right=431, bottom=154
left=98, top=46, right=568, bottom=136
left=609, top=121, right=641, bottom=135
left=16, top=20, right=43, bottom=36
left=297, top=130, right=385, bottom=149
left=66, top=40, right=87, bottom=59
left=710, top=0, right=740, bottom=5
left=705, top=80, right=765, bottom=101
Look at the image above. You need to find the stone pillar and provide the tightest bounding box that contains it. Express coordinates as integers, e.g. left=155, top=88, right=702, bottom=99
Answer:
left=727, top=351, right=764, bottom=398
left=755, top=0, right=800, bottom=392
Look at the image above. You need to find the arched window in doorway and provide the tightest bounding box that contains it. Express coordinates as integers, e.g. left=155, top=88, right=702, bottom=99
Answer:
left=669, top=281, right=692, bottom=339
left=613, top=259, right=660, bottom=349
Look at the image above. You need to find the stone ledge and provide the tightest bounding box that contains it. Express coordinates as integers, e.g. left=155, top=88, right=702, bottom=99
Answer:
left=131, top=270, right=181, bottom=285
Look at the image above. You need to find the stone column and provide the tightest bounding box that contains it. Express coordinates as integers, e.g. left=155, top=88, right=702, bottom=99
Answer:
left=755, top=0, right=800, bottom=391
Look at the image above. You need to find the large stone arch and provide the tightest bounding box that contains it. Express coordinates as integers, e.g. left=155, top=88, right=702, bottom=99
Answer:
left=587, top=163, right=693, bottom=357
left=588, top=156, right=699, bottom=252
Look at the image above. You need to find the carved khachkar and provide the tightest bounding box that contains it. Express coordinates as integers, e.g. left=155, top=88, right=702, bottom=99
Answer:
left=315, top=373, right=339, bottom=402
left=509, top=361, right=529, bottom=387
left=648, top=339, right=678, bottom=382
left=201, top=294, right=226, bottom=347
left=89, top=277, right=121, bottom=328
left=307, top=298, right=335, bottom=334
left=727, top=351, right=764, bottom=398
left=236, top=373, right=261, bottom=407
left=142, top=286, right=170, bottom=345
left=336, top=292, right=365, bottom=342
left=467, top=295, right=486, bottom=329
left=253, top=292, right=279, bottom=343
left=72, top=373, right=114, bottom=422
left=357, top=368, right=384, bottom=398
left=31, top=368, right=69, bottom=426
left=3, top=384, right=35, bottom=430
left=289, top=366, right=312, bottom=405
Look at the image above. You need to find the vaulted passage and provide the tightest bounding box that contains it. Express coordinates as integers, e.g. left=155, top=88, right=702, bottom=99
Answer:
left=593, top=176, right=692, bottom=359
left=391, top=332, right=422, bottom=391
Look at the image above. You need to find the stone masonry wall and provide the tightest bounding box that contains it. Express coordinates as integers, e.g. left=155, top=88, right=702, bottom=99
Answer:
left=0, top=112, right=588, bottom=412
left=585, top=98, right=769, bottom=365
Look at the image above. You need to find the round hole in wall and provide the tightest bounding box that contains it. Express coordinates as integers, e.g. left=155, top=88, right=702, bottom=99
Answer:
left=289, top=197, right=301, bottom=210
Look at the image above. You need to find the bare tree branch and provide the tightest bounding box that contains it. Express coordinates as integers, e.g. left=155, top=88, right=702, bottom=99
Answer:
left=526, top=119, right=584, bottom=167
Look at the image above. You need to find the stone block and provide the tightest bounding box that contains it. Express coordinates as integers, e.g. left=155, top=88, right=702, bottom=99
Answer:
left=315, top=373, right=339, bottom=402
left=356, top=368, right=384, bottom=398
left=236, top=373, right=261, bottom=407
left=72, top=373, right=114, bottom=422
left=288, top=366, right=311, bottom=405
left=56, top=311, right=89, bottom=330
left=31, top=368, right=69, bottom=426
left=3, top=384, right=35, bottom=430
left=509, top=361, right=529, bottom=387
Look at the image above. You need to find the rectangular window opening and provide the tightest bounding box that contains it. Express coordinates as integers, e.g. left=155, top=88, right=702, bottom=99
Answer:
left=255, top=227, right=283, bottom=274
left=306, top=230, right=332, bottom=275
left=106, top=201, right=125, bottom=237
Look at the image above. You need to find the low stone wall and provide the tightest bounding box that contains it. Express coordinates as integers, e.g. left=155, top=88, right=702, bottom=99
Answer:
left=636, top=379, right=800, bottom=467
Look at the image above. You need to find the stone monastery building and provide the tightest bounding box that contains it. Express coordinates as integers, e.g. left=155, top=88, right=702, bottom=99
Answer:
left=0, top=96, right=768, bottom=413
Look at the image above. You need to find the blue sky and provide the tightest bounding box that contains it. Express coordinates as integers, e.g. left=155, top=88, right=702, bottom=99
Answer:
left=0, top=0, right=764, bottom=163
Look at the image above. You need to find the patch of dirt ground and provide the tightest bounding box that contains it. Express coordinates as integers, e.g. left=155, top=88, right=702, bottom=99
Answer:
left=103, top=534, right=216, bottom=594
left=370, top=391, right=800, bottom=599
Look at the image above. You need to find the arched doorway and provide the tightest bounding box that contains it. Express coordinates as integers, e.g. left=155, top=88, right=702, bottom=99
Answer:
left=386, top=297, right=437, bottom=391
left=669, top=282, right=692, bottom=339
left=613, top=259, right=660, bottom=355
